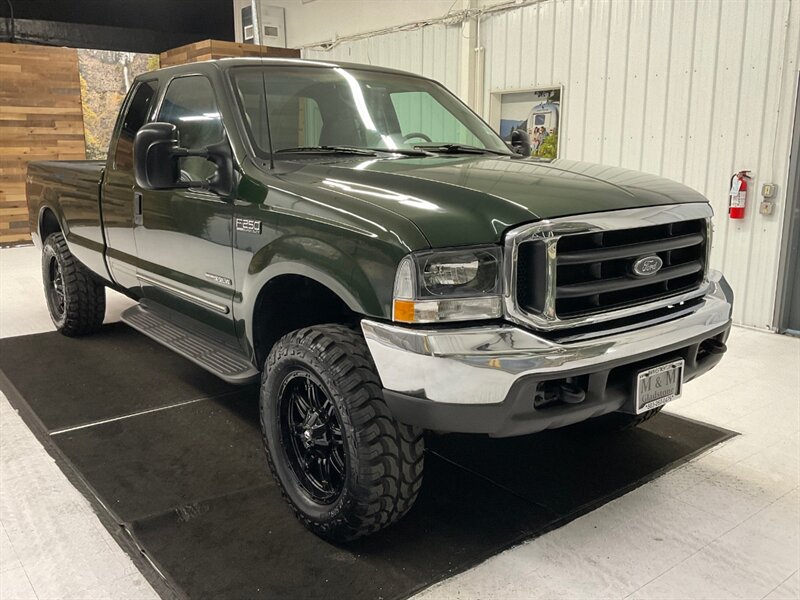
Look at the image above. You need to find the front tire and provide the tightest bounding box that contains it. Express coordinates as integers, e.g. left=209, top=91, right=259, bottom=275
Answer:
left=260, top=324, right=424, bottom=542
left=42, top=232, right=106, bottom=336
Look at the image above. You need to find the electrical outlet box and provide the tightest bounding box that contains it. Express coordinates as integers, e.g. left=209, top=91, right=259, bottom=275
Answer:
left=234, top=1, right=286, bottom=47
left=761, top=183, right=776, bottom=198
left=759, top=200, right=775, bottom=216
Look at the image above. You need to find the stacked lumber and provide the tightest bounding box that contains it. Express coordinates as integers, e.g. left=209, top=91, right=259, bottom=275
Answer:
left=159, top=39, right=299, bottom=67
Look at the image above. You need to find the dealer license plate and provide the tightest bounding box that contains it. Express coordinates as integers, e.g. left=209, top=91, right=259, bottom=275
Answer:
left=635, top=359, right=684, bottom=414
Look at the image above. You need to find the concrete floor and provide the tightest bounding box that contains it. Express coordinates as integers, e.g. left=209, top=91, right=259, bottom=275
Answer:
left=1, top=244, right=798, bottom=600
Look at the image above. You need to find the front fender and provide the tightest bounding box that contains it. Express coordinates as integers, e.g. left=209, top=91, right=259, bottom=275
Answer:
left=238, top=233, right=397, bottom=347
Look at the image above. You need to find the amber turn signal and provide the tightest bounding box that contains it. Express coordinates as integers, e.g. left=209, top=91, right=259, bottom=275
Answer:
left=392, top=299, right=416, bottom=323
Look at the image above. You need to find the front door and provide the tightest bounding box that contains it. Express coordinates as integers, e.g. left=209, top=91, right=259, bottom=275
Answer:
left=101, top=79, right=159, bottom=292
left=133, top=74, right=236, bottom=335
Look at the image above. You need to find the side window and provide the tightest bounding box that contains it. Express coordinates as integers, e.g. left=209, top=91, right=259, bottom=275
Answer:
left=157, top=76, right=224, bottom=182
left=113, top=80, right=158, bottom=170
left=390, top=91, right=483, bottom=148
left=249, top=91, right=321, bottom=150
left=299, top=97, right=323, bottom=147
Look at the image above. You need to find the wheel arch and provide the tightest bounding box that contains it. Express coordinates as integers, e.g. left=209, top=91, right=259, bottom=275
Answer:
left=39, top=205, right=63, bottom=241
left=249, top=272, right=363, bottom=367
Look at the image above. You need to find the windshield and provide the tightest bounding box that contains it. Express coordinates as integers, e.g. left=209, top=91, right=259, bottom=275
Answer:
left=231, top=65, right=511, bottom=156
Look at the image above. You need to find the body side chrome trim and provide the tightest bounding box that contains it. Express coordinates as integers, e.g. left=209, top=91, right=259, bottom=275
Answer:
left=137, top=274, right=230, bottom=314
left=503, top=203, right=714, bottom=331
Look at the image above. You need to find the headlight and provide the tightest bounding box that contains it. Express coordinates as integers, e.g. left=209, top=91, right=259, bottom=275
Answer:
left=392, top=246, right=503, bottom=323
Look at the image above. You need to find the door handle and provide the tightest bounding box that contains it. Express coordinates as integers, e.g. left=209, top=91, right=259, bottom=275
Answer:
left=133, top=192, right=143, bottom=226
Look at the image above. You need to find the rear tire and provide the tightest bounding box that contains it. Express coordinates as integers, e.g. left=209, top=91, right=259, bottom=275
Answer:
left=260, top=324, right=424, bottom=542
left=42, top=232, right=106, bottom=336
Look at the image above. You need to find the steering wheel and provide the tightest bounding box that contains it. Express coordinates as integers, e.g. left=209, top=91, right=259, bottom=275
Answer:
left=402, top=132, right=432, bottom=143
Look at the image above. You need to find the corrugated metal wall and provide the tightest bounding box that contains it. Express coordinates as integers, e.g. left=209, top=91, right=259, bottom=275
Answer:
left=482, top=0, right=799, bottom=328
left=302, top=0, right=799, bottom=329
left=303, top=23, right=463, bottom=93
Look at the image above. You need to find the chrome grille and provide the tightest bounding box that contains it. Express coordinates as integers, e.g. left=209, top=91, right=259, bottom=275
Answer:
left=504, top=204, right=713, bottom=331
left=553, top=219, right=705, bottom=316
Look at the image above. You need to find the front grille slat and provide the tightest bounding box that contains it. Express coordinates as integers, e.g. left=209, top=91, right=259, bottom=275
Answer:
left=516, top=216, right=708, bottom=320
left=556, top=260, right=703, bottom=298
left=556, top=233, right=704, bottom=266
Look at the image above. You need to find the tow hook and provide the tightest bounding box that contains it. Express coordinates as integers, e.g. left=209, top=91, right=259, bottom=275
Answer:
left=537, top=381, right=586, bottom=408
left=559, top=382, right=586, bottom=404
left=699, top=338, right=727, bottom=356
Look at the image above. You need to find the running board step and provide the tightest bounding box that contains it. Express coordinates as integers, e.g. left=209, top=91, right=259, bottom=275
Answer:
left=121, top=303, right=259, bottom=385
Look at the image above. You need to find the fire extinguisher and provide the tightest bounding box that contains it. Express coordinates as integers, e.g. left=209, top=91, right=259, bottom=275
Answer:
left=728, top=170, right=751, bottom=219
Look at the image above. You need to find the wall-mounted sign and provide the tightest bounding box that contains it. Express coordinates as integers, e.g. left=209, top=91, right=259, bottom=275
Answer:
left=497, top=87, right=561, bottom=159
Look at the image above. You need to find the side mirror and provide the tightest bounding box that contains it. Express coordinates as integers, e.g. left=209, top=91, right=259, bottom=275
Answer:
left=510, top=129, right=532, bottom=157
left=133, top=122, right=235, bottom=197
left=133, top=122, right=180, bottom=189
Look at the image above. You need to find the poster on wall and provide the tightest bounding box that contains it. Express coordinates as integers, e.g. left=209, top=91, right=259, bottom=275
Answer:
left=498, top=88, right=561, bottom=159
left=77, top=50, right=160, bottom=159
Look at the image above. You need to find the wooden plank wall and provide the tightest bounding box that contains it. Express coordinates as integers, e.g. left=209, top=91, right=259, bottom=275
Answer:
left=160, top=39, right=299, bottom=68
left=0, top=39, right=299, bottom=244
left=0, top=43, right=87, bottom=244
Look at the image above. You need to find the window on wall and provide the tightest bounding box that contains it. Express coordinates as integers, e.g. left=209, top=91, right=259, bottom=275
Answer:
left=113, top=80, right=158, bottom=170
left=158, top=76, right=224, bottom=181
left=497, top=88, right=561, bottom=159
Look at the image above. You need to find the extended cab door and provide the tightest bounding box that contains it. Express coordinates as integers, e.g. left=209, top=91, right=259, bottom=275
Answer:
left=101, top=79, right=159, bottom=292
left=133, top=74, right=236, bottom=335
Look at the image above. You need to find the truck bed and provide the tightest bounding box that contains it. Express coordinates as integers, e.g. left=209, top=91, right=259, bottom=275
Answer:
left=26, top=159, right=107, bottom=276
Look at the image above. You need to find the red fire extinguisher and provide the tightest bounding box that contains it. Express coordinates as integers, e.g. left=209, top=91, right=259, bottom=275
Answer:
left=728, top=171, right=751, bottom=219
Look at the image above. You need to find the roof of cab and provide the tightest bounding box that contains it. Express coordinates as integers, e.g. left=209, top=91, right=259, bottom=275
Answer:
left=141, top=57, right=423, bottom=80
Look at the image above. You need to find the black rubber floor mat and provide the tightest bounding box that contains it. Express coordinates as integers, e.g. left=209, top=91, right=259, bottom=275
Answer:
left=0, top=325, right=735, bottom=600
left=427, top=415, right=731, bottom=516
left=0, top=323, right=232, bottom=431
left=52, top=392, right=263, bottom=522
left=129, top=456, right=549, bottom=600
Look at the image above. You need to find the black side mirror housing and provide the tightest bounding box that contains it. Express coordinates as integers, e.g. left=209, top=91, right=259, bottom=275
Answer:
left=133, top=122, right=235, bottom=197
left=203, top=139, right=236, bottom=198
left=510, top=129, right=532, bottom=157
left=133, top=122, right=181, bottom=189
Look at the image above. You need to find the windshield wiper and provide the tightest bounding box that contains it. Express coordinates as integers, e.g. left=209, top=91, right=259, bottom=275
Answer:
left=414, top=143, right=511, bottom=156
left=363, top=147, right=432, bottom=157
left=275, top=146, right=378, bottom=156
left=275, top=146, right=432, bottom=158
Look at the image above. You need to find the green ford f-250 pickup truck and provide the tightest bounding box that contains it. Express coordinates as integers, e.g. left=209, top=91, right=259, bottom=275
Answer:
left=27, top=58, right=733, bottom=541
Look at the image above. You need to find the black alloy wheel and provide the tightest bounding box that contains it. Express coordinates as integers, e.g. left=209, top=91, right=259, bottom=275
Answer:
left=260, top=324, right=425, bottom=541
left=41, top=232, right=106, bottom=336
left=278, top=369, right=346, bottom=504
left=47, top=255, right=66, bottom=319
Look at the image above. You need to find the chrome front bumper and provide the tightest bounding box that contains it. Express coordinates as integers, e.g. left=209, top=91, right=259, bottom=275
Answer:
left=361, top=270, right=733, bottom=407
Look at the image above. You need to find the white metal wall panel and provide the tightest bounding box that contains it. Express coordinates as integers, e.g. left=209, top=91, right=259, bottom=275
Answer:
left=302, top=23, right=461, bottom=92
left=482, top=0, right=800, bottom=329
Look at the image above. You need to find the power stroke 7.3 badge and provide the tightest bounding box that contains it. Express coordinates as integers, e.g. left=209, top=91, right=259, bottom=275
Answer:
left=235, top=218, right=262, bottom=234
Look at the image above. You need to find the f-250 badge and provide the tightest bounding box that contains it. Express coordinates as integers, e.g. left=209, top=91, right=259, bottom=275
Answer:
left=235, top=218, right=262, bottom=234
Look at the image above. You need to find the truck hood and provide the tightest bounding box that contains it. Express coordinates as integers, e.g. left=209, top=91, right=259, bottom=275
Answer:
left=278, top=155, right=709, bottom=248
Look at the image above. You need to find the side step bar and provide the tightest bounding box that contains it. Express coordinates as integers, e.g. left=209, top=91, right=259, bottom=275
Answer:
left=121, top=302, right=259, bottom=385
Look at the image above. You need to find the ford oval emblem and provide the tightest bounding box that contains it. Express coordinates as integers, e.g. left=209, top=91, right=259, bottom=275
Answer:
left=631, top=255, right=663, bottom=277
